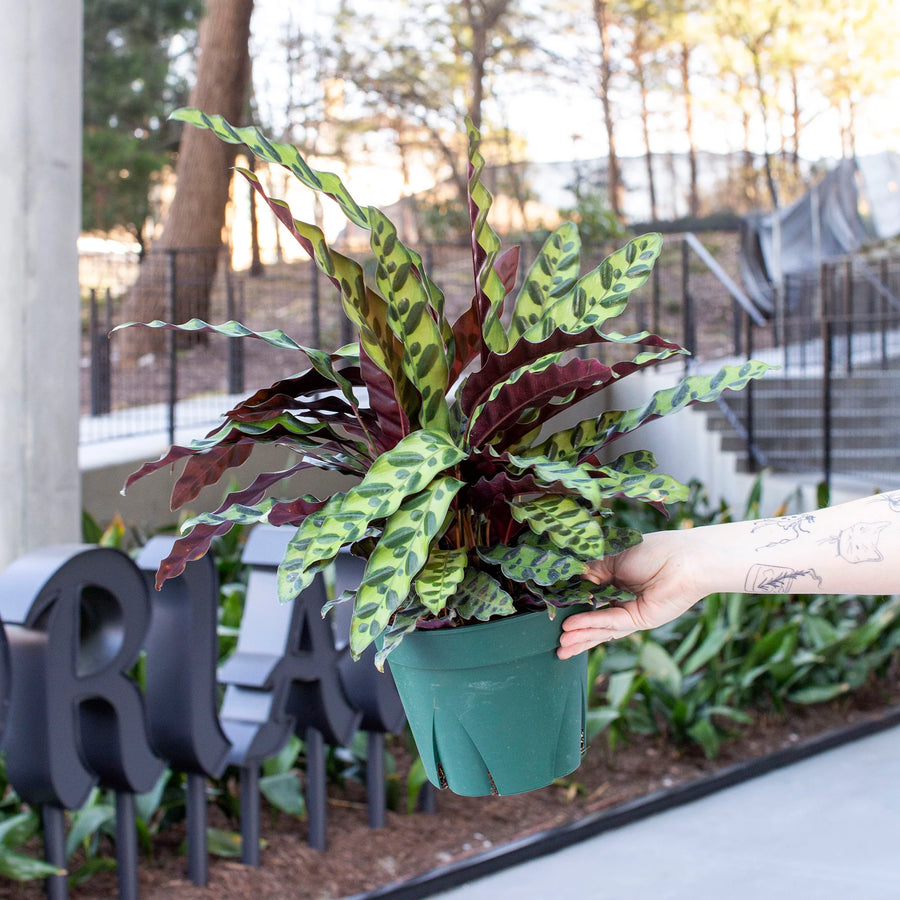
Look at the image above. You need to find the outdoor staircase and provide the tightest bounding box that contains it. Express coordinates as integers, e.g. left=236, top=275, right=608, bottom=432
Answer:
left=702, top=367, right=900, bottom=485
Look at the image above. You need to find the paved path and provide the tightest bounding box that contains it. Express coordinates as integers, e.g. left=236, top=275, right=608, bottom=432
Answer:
left=433, top=723, right=900, bottom=899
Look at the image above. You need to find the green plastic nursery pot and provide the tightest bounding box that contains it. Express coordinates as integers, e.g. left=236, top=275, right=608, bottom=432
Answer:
left=386, top=607, right=588, bottom=797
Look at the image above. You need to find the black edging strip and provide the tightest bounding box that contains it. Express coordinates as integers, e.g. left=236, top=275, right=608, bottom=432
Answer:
left=344, top=704, right=900, bottom=900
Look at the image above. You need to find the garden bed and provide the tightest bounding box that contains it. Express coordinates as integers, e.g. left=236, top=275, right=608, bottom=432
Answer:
left=4, top=676, right=900, bottom=899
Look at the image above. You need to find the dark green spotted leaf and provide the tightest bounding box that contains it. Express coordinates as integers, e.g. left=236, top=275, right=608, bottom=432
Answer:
left=234, top=168, right=419, bottom=421
left=506, top=453, right=605, bottom=507
left=368, top=209, right=450, bottom=431
left=521, top=233, right=663, bottom=340
left=508, top=223, right=581, bottom=341
left=277, top=430, right=464, bottom=602
left=466, top=117, right=509, bottom=354
left=414, top=547, right=468, bottom=615
left=349, top=475, right=463, bottom=656
left=509, top=495, right=608, bottom=559
left=602, top=524, right=644, bottom=555
left=171, top=108, right=370, bottom=227
left=525, top=580, right=595, bottom=614
left=454, top=569, right=516, bottom=620
left=478, top=536, right=586, bottom=586
left=373, top=602, right=428, bottom=671
left=594, top=467, right=689, bottom=505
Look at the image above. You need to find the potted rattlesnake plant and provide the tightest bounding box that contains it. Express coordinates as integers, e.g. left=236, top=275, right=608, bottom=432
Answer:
left=120, top=110, right=772, bottom=796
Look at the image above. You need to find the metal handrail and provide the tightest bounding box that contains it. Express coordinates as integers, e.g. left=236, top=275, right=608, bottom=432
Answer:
left=682, top=232, right=768, bottom=327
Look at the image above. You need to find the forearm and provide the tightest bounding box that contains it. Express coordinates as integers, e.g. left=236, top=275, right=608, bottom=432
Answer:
left=680, top=489, right=900, bottom=598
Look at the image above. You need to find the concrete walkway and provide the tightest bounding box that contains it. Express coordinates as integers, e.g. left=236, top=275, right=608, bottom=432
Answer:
left=432, top=723, right=900, bottom=900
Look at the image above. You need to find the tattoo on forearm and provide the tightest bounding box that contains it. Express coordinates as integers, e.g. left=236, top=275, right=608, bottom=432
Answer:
left=873, top=491, right=900, bottom=514
left=820, top=521, right=889, bottom=563
left=745, top=564, right=823, bottom=593
left=751, top=513, right=816, bottom=550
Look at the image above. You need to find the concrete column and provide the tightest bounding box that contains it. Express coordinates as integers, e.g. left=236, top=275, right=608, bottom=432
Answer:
left=0, top=3, right=82, bottom=568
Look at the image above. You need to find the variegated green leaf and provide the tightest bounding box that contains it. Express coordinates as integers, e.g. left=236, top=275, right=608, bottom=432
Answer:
left=525, top=580, right=595, bottom=614
left=414, top=547, right=468, bottom=615
left=508, top=223, right=581, bottom=340
left=116, top=318, right=367, bottom=417
left=604, top=449, right=659, bottom=474
left=321, top=589, right=356, bottom=618
left=114, top=316, right=308, bottom=352
left=183, top=414, right=329, bottom=453
left=521, top=233, right=663, bottom=341
left=466, top=117, right=508, bottom=354
left=510, top=495, right=608, bottom=558
left=506, top=453, right=604, bottom=507
left=181, top=497, right=281, bottom=532
left=234, top=168, right=419, bottom=420
left=350, top=476, right=464, bottom=656
left=478, top=538, right=586, bottom=586
left=534, top=360, right=776, bottom=461
left=595, top=467, right=689, bottom=505
left=368, top=209, right=450, bottom=431
left=454, top=569, right=516, bottom=620
left=603, top=524, right=644, bottom=556
left=373, top=602, right=428, bottom=671
left=278, top=430, right=465, bottom=602
left=172, top=108, right=370, bottom=227
left=593, top=583, right=637, bottom=605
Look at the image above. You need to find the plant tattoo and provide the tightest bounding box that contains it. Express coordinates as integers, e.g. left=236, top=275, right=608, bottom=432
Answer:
left=751, top=514, right=816, bottom=550
left=745, top=564, right=823, bottom=593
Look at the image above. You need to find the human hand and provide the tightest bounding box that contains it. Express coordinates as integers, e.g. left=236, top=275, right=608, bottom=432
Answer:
left=557, top=530, right=706, bottom=659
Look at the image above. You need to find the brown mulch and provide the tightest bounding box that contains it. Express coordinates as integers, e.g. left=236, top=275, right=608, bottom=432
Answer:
left=4, top=677, right=900, bottom=900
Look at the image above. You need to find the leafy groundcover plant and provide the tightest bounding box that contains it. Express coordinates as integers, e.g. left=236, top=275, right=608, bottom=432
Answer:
left=122, top=110, right=772, bottom=669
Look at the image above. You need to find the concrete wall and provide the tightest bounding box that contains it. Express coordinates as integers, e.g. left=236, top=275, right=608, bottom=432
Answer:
left=0, top=3, right=83, bottom=568
left=81, top=438, right=358, bottom=537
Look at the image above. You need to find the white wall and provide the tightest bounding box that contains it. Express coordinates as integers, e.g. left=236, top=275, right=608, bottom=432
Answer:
left=605, top=366, right=876, bottom=517
left=0, top=3, right=83, bottom=567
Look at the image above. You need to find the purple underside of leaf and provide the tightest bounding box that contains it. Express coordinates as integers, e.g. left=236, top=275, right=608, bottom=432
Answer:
left=473, top=350, right=686, bottom=452
left=156, top=492, right=329, bottom=588
left=124, top=442, right=213, bottom=493
left=230, top=394, right=372, bottom=424
left=241, top=169, right=340, bottom=291
left=155, top=523, right=233, bottom=589
left=225, top=367, right=363, bottom=419
left=172, top=443, right=254, bottom=509
left=460, top=327, right=682, bottom=417
left=449, top=296, right=482, bottom=383
left=360, top=345, right=408, bottom=450
left=469, top=356, right=616, bottom=447
left=204, top=460, right=317, bottom=515
left=266, top=495, right=329, bottom=527
left=461, top=468, right=574, bottom=511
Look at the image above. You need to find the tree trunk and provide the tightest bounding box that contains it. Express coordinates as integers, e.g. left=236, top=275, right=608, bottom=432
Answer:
left=248, top=151, right=264, bottom=277
left=635, top=56, right=657, bottom=221
left=679, top=44, right=699, bottom=218
left=117, top=0, right=253, bottom=365
left=751, top=51, right=779, bottom=209
left=593, top=0, right=623, bottom=221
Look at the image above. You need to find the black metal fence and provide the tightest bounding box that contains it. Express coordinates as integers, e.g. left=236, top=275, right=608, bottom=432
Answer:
left=81, top=246, right=353, bottom=445
left=80, top=237, right=900, bottom=490
left=79, top=235, right=755, bottom=445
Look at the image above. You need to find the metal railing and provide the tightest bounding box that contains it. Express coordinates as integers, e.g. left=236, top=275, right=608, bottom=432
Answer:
left=81, top=237, right=900, bottom=492
left=712, top=248, right=900, bottom=492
